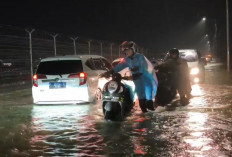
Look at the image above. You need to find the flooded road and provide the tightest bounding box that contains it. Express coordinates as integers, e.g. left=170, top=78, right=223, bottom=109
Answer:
left=0, top=62, right=232, bottom=156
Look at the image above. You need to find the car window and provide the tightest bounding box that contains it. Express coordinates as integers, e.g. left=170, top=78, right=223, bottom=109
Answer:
left=85, top=59, right=95, bottom=70
left=36, top=60, right=83, bottom=75
left=92, top=59, right=104, bottom=70
left=101, top=58, right=112, bottom=71
left=179, top=51, right=198, bottom=62
left=91, top=58, right=112, bottom=71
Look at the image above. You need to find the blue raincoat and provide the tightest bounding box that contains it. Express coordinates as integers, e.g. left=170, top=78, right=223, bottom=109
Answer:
left=113, top=53, right=158, bottom=100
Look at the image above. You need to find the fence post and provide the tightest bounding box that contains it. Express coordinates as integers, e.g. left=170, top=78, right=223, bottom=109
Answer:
left=118, top=45, right=121, bottom=57
left=100, top=42, right=103, bottom=56
left=110, top=43, right=113, bottom=61
left=88, top=40, right=92, bottom=55
left=25, top=29, right=35, bottom=86
left=70, top=36, right=78, bottom=55
left=50, top=34, right=58, bottom=56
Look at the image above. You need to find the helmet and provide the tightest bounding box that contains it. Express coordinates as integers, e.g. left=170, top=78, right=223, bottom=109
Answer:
left=120, top=41, right=136, bottom=52
left=169, top=48, right=179, bottom=57
left=112, top=73, right=122, bottom=82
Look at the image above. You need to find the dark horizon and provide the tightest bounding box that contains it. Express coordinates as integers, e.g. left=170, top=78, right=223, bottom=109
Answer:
left=0, top=0, right=231, bottom=54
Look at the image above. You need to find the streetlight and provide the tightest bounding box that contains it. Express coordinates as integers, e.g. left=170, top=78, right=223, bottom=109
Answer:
left=226, top=0, right=230, bottom=72
left=25, top=28, right=35, bottom=86
left=202, top=17, right=218, bottom=57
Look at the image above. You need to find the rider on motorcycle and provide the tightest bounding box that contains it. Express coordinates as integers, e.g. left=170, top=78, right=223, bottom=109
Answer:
left=156, top=48, right=191, bottom=105
left=100, top=41, right=158, bottom=113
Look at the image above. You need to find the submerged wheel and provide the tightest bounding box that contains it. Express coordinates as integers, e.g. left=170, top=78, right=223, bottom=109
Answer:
left=104, top=110, right=110, bottom=119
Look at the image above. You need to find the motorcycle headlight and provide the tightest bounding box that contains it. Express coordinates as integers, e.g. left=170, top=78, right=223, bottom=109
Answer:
left=108, top=81, right=118, bottom=94
left=190, top=67, right=199, bottom=75
left=118, top=86, right=124, bottom=93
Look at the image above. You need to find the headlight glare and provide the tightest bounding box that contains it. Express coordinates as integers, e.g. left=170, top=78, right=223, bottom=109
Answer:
left=190, top=67, right=199, bottom=75
left=193, top=77, right=200, bottom=83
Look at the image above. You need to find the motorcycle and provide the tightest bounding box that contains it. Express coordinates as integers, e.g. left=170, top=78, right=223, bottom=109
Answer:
left=154, top=70, right=177, bottom=106
left=101, top=73, right=134, bottom=121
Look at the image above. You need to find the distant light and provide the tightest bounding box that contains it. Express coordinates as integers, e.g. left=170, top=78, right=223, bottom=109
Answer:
left=205, top=34, right=208, bottom=37
left=202, top=17, right=206, bottom=21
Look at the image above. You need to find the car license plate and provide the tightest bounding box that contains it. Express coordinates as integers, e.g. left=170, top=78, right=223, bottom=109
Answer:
left=49, top=82, right=66, bottom=89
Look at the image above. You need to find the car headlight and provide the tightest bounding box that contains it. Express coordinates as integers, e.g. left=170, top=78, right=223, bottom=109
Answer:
left=190, top=67, right=199, bottom=75
left=108, top=81, right=118, bottom=94
left=193, top=77, right=200, bottom=83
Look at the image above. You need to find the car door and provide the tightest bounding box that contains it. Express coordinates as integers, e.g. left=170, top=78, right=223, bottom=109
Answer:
left=98, top=58, right=112, bottom=90
left=83, top=58, right=98, bottom=99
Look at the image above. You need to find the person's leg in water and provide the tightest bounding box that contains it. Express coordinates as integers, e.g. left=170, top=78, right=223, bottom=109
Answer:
left=134, top=79, right=148, bottom=113
left=145, top=85, right=155, bottom=111
left=179, top=90, right=189, bottom=105
left=146, top=100, right=155, bottom=111
left=139, top=99, right=148, bottom=113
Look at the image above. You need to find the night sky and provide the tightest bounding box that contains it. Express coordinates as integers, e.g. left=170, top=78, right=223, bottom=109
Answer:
left=0, top=0, right=230, bottom=53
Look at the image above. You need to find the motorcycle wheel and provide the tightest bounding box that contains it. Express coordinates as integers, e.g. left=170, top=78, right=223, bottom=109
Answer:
left=104, top=110, right=110, bottom=120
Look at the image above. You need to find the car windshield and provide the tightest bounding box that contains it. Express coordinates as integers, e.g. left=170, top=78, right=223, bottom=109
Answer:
left=179, top=50, right=198, bottom=62
left=36, top=60, right=83, bottom=75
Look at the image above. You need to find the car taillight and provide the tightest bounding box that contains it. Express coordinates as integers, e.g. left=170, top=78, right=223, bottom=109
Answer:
left=79, top=72, right=87, bottom=86
left=79, top=72, right=87, bottom=78
left=33, top=74, right=47, bottom=87
left=33, top=75, right=38, bottom=87
left=68, top=72, right=87, bottom=86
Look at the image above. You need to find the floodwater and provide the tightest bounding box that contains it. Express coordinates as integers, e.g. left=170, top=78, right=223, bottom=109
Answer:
left=0, top=62, right=232, bottom=156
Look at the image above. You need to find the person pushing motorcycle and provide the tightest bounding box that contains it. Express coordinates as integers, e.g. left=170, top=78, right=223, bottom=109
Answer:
left=156, top=48, right=191, bottom=105
left=100, top=41, right=158, bottom=113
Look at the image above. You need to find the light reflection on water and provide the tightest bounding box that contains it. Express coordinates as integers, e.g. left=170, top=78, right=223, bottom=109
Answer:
left=189, top=84, right=232, bottom=109
left=25, top=102, right=232, bottom=156
left=1, top=83, right=232, bottom=156
left=189, top=84, right=208, bottom=108
left=30, top=105, right=96, bottom=156
left=191, top=84, right=205, bottom=97
left=184, top=112, right=213, bottom=155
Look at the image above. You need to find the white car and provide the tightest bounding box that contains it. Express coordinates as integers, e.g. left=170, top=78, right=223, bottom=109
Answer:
left=178, top=49, right=205, bottom=83
left=163, top=49, right=205, bottom=84
left=32, top=55, right=111, bottom=104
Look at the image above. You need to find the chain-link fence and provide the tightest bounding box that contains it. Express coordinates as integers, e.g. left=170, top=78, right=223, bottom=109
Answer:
left=0, top=25, right=157, bottom=93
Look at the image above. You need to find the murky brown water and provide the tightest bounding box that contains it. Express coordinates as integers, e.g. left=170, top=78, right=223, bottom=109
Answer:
left=0, top=62, right=232, bottom=156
